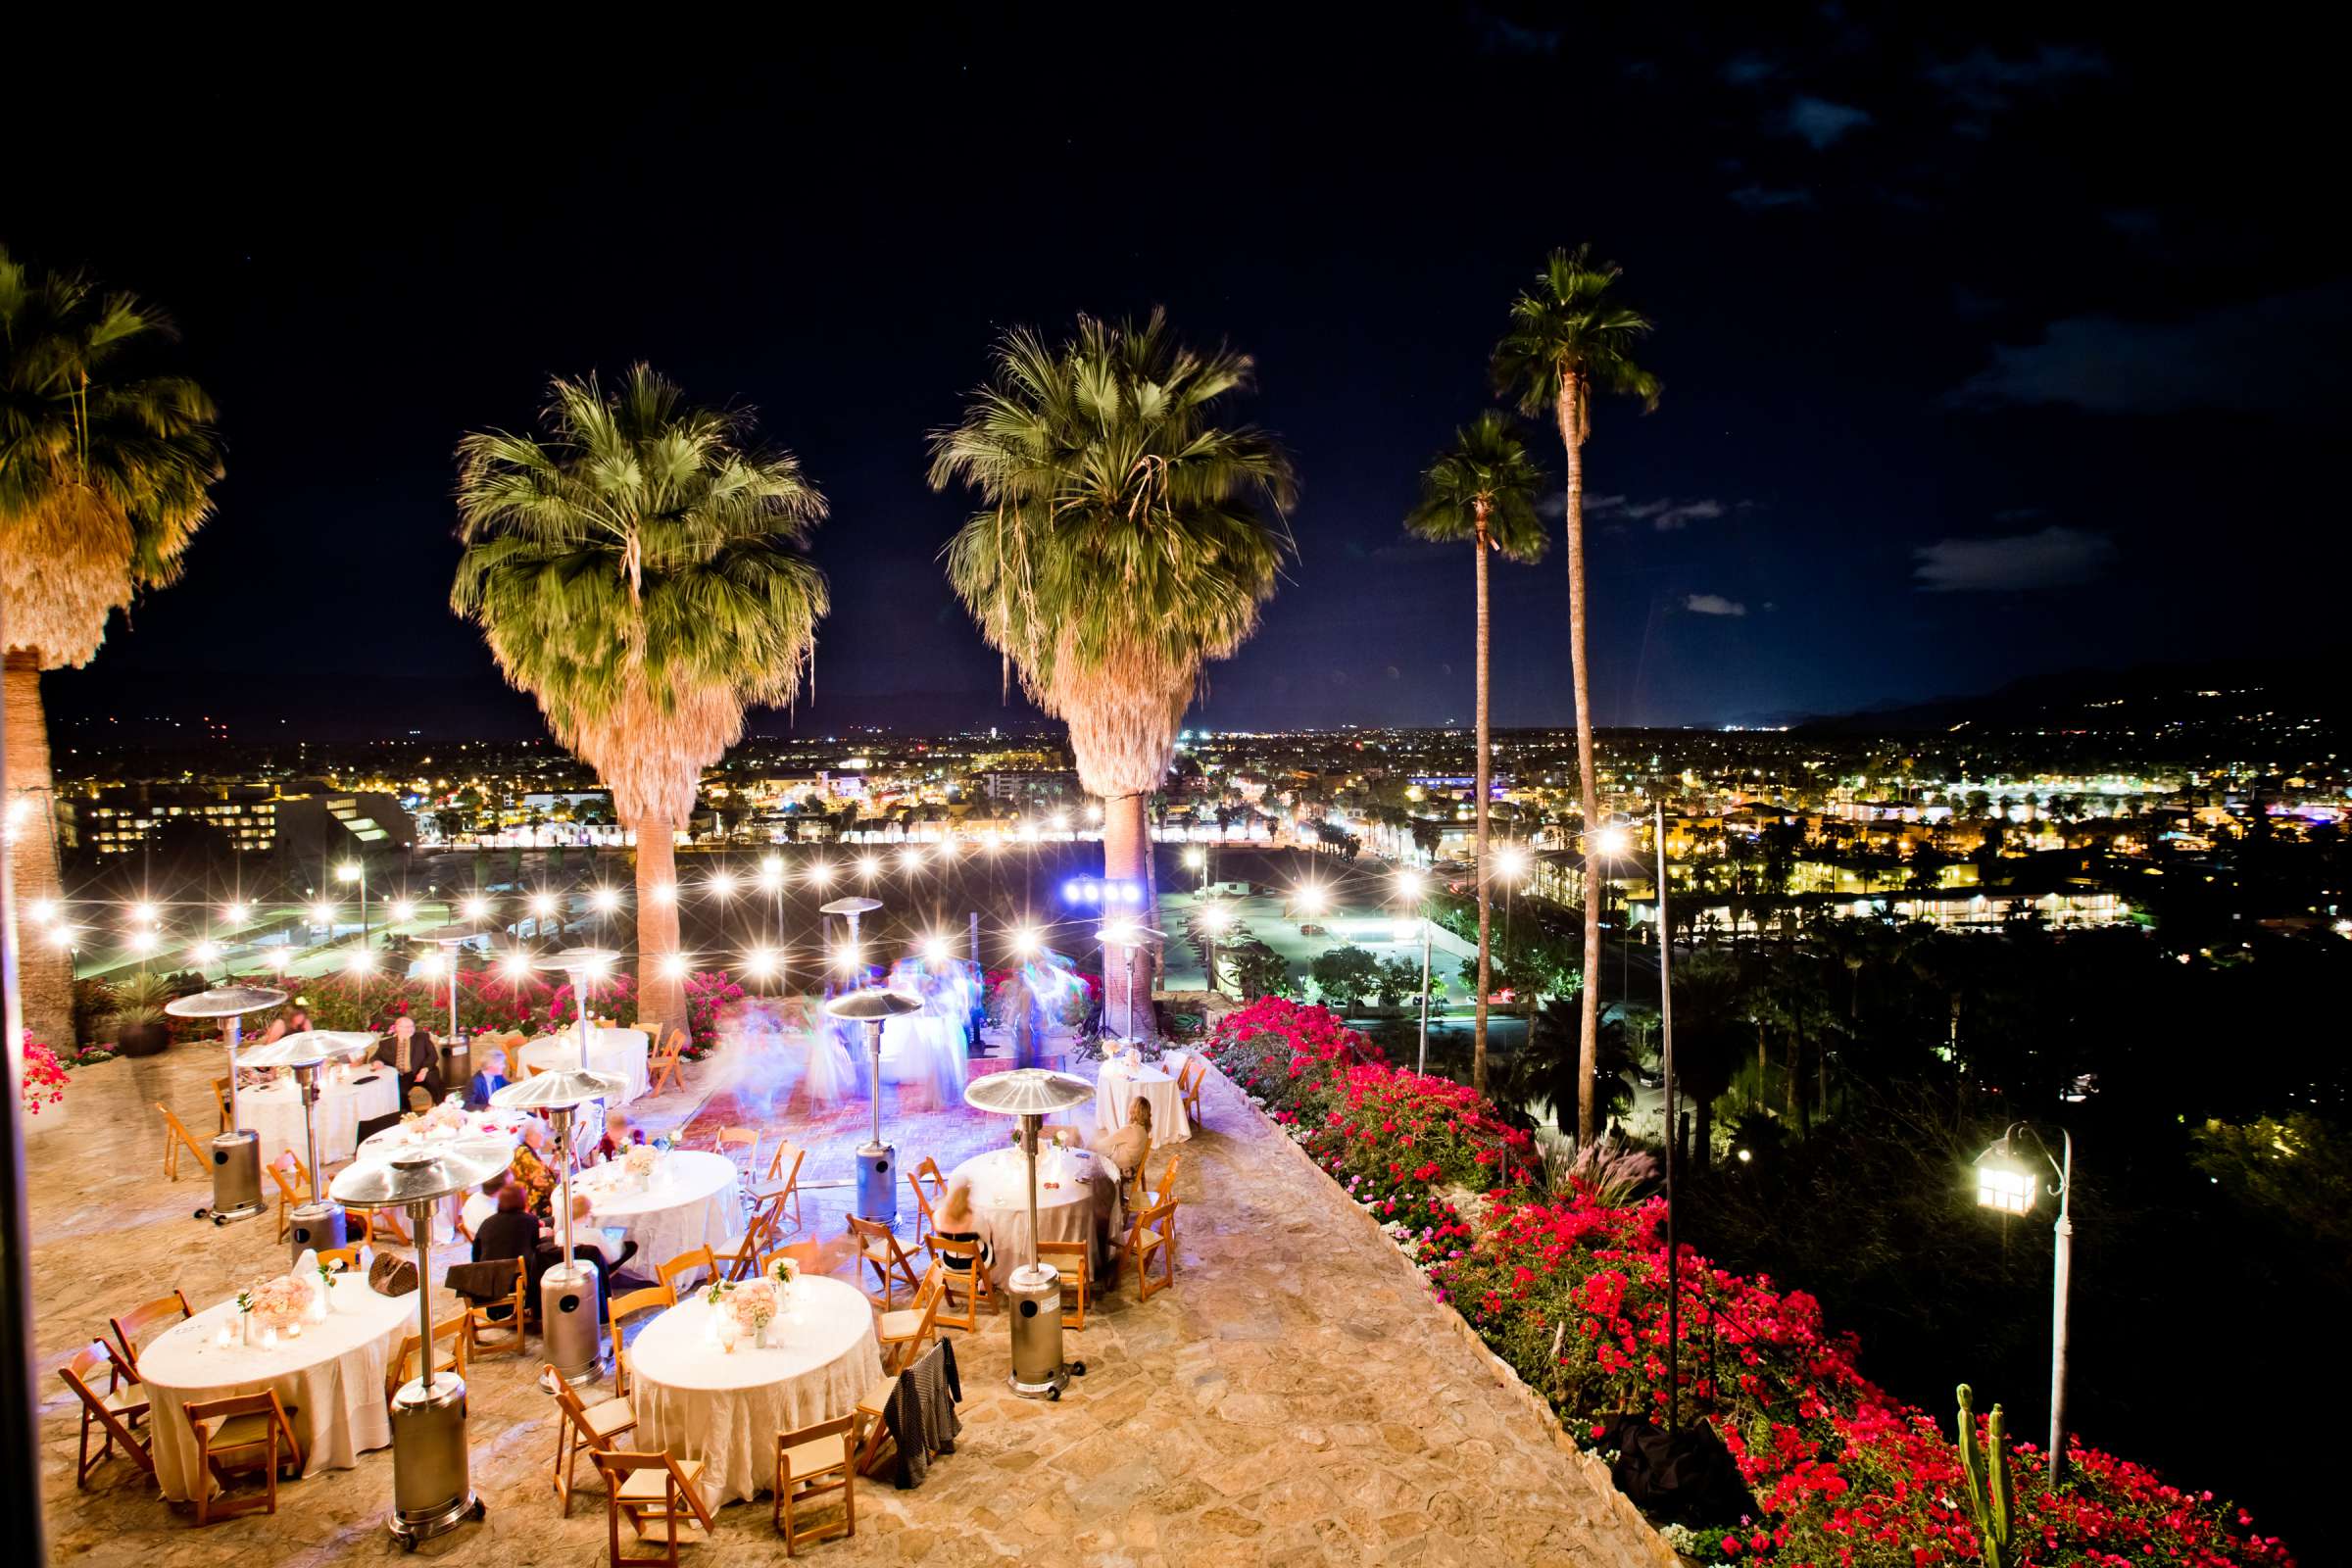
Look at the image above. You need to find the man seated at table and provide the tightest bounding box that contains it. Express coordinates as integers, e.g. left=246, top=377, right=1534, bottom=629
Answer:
left=586, top=1107, right=644, bottom=1164
left=467, top=1048, right=509, bottom=1109
left=377, top=1015, right=445, bottom=1107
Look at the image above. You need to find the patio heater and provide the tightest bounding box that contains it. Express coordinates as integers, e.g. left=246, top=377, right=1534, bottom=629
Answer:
left=538, top=948, right=624, bottom=1065
left=824, top=987, right=921, bottom=1223
left=166, top=985, right=288, bottom=1225
left=963, top=1068, right=1097, bottom=1399
left=238, top=1029, right=378, bottom=1262
left=1094, top=921, right=1165, bottom=1044
left=818, top=895, right=883, bottom=980
left=416, top=922, right=484, bottom=1083
left=330, top=1142, right=508, bottom=1550
left=491, top=1065, right=627, bottom=1388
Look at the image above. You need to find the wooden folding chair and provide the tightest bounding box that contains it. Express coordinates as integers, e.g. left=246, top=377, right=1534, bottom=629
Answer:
left=906, top=1157, right=946, bottom=1245
left=608, top=1285, right=674, bottom=1399
left=594, top=1450, right=712, bottom=1566
left=1035, top=1239, right=1092, bottom=1330
left=646, top=1029, right=690, bottom=1099
left=158, top=1102, right=210, bottom=1181
left=876, top=1264, right=946, bottom=1374
left=466, top=1255, right=530, bottom=1357
left=656, top=1246, right=717, bottom=1298
left=712, top=1187, right=790, bottom=1283
left=317, top=1244, right=366, bottom=1273
left=1145, top=1149, right=1184, bottom=1214
left=760, top=1142, right=808, bottom=1239
left=212, top=1077, right=233, bottom=1134
left=852, top=1373, right=897, bottom=1476
left=267, top=1155, right=310, bottom=1242
left=773, top=1414, right=859, bottom=1552
left=183, top=1391, right=303, bottom=1525
left=386, top=1318, right=468, bottom=1406
left=711, top=1126, right=761, bottom=1184
left=847, top=1215, right=921, bottom=1309
left=61, top=1342, right=151, bottom=1489
left=925, top=1235, right=991, bottom=1331
left=549, top=1365, right=637, bottom=1515
left=1130, top=1193, right=1178, bottom=1300
left=109, top=1290, right=193, bottom=1378
left=1175, top=1053, right=1207, bottom=1128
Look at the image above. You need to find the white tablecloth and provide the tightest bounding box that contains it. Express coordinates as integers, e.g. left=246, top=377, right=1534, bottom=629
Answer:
left=628, top=1278, right=882, bottom=1504
left=1096, top=1060, right=1191, bottom=1150
left=238, top=1073, right=402, bottom=1166
left=518, top=1028, right=652, bottom=1102
left=574, top=1150, right=739, bottom=1284
left=357, top=1109, right=532, bottom=1162
left=136, top=1277, right=413, bottom=1501
left=948, top=1146, right=1114, bottom=1287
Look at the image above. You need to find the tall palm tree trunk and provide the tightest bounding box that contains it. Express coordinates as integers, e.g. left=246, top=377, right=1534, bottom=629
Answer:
left=1472, top=506, right=1494, bottom=1096
left=631, top=821, right=687, bottom=1048
left=1557, top=377, right=1601, bottom=1146
left=4, top=653, right=73, bottom=1047
left=1102, top=791, right=1154, bottom=1040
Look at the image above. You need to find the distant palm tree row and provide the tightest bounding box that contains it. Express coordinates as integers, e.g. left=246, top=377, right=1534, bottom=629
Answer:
left=3, top=242, right=1655, bottom=1104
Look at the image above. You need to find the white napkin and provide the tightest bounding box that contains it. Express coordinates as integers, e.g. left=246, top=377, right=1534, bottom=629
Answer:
left=295, top=1247, right=318, bottom=1276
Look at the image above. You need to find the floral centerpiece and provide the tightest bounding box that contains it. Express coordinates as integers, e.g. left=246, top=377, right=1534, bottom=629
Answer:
left=764, top=1254, right=799, bottom=1287
left=728, top=1279, right=781, bottom=1347
left=243, top=1275, right=313, bottom=1342
left=622, top=1144, right=659, bottom=1190
left=411, top=1100, right=467, bottom=1140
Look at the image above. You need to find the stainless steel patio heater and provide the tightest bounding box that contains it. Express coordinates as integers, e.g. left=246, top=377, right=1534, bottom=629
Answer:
left=962, top=1068, right=1098, bottom=1399
left=490, top=1064, right=627, bottom=1387
left=416, top=922, right=484, bottom=1083
left=824, top=987, right=922, bottom=1223
left=1093, top=922, right=1165, bottom=1046
left=330, top=1141, right=511, bottom=1550
left=238, top=1029, right=378, bottom=1261
left=166, top=985, right=287, bottom=1224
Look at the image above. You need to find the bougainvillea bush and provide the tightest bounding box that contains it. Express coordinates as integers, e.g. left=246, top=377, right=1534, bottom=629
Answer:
left=18, top=1032, right=71, bottom=1114
left=1200, top=999, right=2292, bottom=1567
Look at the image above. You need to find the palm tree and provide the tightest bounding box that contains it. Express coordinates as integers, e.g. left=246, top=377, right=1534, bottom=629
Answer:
left=1493, top=244, right=1660, bottom=1146
left=930, top=312, right=1296, bottom=1039
left=453, top=367, right=827, bottom=1043
left=2, top=246, right=222, bottom=1047
left=1404, top=411, right=1546, bottom=1095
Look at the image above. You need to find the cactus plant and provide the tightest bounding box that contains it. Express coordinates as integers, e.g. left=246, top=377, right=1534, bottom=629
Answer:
left=1956, top=1384, right=2016, bottom=1568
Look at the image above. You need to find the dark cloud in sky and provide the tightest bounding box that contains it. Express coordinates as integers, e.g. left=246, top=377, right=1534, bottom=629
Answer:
left=1684, top=593, right=1748, bottom=616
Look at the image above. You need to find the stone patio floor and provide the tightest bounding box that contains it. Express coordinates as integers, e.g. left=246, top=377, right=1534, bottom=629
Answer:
left=29, top=1037, right=1663, bottom=1566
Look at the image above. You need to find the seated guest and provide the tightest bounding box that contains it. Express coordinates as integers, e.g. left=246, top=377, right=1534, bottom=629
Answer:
left=1091, top=1096, right=1152, bottom=1187
left=468, top=1182, right=553, bottom=1316
left=589, top=1108, right=643, bottom=1164
left=378, top=1015, right=445, bottom=1105
left=567, top=1193, right=638, bottom=1295
left=467, top=1048, right=509, bottom=1109
left=510, top=1123, right=560, bottom=1217
left=461, top=1171, right=508, bottom=1240
left=929, top=1181, right=994, bottom=1277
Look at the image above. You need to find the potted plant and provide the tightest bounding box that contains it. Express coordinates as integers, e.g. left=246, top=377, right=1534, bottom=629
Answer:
left=109, top=974, right=175, bottom=1057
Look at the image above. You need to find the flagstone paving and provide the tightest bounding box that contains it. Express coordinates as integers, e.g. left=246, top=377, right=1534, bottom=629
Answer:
left=29, top=1038, right=1666, bottom=1566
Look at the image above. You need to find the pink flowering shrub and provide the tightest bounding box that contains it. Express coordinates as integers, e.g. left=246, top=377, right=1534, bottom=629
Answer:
left=19, top=1032, right=70, bottom=1114
left=1206, top=1000, right=2291, bottom=1566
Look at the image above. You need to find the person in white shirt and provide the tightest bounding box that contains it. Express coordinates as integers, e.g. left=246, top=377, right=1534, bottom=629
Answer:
left=460, top=1171, right=508, bottom=1240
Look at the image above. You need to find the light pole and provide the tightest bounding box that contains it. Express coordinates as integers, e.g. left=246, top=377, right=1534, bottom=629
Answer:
left=338, top=859, right=367, bottom=947
left=1183, top=845, right=1207, bottom=894
left=1197, top=905, right=1232, bottom=996
left=1396, top=870, right=1430, bottom=1075
left=1973, top=1123, right=2075, bottom=1480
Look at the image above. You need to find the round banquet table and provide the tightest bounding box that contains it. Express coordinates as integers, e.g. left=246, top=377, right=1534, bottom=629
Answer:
left=627, top=1277, right=883, bottom=1504
left=1096, top=1059, right=1191, bottom=1150
left=135, top=1276, right=413, bottom=1501
left=239, top=1071, right=402, bottom=1166
left=574, top=1150, right=740, bottom=1284
left=356, top=1108, right=531, bottom=1162
left=947, top=1146, right=1115, bottom=1287
left=517, top=1027, right=652, bottom=1102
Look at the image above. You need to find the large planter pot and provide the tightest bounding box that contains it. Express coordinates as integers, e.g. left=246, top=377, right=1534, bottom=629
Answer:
left=114, top=1020, right=171, bottom=1057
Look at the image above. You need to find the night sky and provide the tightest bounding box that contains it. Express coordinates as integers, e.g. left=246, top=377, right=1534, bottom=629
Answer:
left=15, top=12, right=2342, bottom=738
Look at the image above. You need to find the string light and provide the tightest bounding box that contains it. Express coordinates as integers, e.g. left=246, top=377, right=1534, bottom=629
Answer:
left=709, top=870, right=740, bottom=898
left=660, top=953, right=689, bottom=981
left=591, top=887, right=620, bottom=913
left=462, top=895, right=490, bottom=921
left=27, top=899, right=57, bottom=926
left=417, top=953, right=446, bottom=978
left=743, top=946, right=779, bottom=980
left=390, top=898, right=416, bottom=922
left=806, top=861, right=835, bottom=888
left=922, top=935, right=951, bottom=964
left=345, top=950, right=377, bottom=975
left=192, top=941, right=221, bottom=965
left=1497, top=847, right=1531, bottom=880
left=757, top=859, right=783, bottom=892
left=1010, top=926, right=1041, bottom=957
left=832, top=942, right=861, bottom=973
left=266, top=947, right=292, bottom=971
left=126, top=930, right=157, bottom=956
left=1592, top=825, right=1631, bottom=858
left=310, top=902, right=335, bottom=926
left=223, top=901, right=251, bottom=924
left=1395, top=871, right=1425, bottom=899
left=47, top=926, right=76, bottom=951
left=128, top=901, right=158, bottom=926
left=898, top=848, right=923, bottom=873
left=1296, top=883, right=1329, bottom=913
left=528, top=892, right=556, bottom=918
left=857, top=855, right=880, bottom=881
left=1086, top=803, right=1104, bottom=824
left=648, top=882, right=676, bottom=906
left=501, top=952, right=533, bottom=980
